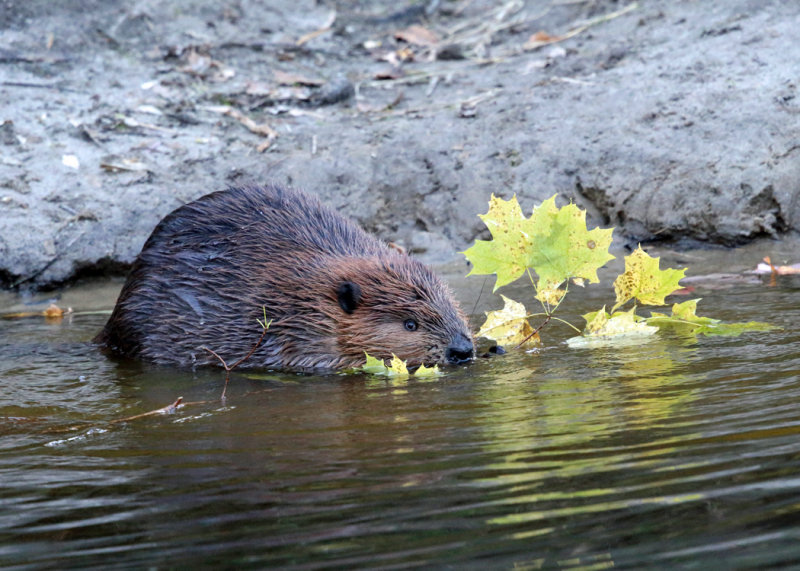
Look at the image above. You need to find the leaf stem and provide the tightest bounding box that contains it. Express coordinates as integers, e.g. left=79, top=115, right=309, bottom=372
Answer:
left=647, top=317, right=704, bottom=328
left=550, top=316, right=582, bottom=333
left=549, top=280, right=569, bottom=313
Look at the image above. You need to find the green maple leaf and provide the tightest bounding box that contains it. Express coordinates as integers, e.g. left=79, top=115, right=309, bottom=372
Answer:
left=359, top=353, right=409, bottom=378
left=361, top=353, right=391, bottom=374
left=647, top=299, right=778, bottom=336
left=463, top=194, right=537, bottom=290
left=414, top=363, right=441, bottom=378
left=526, top=196, right=615, bottom=293
left=464, top=194, right=614, bottom=293
left=612, top=246, right=685, bottom=312
left=359, top=352, right=440, bottom=378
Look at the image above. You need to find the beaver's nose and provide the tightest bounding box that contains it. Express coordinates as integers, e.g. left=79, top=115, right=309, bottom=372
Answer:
left=445, top=333, right=474, bottom=365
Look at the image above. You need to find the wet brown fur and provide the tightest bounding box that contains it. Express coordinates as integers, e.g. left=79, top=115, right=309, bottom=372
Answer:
left=95, top=184, right=474, bottom=372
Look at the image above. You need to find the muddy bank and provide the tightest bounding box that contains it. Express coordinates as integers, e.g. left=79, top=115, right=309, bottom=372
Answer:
left=1, top=0, right=798, bottom=290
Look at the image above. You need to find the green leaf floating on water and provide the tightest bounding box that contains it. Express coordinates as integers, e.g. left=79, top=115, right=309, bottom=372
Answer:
left=612, top=246, right=686, bottom=312
left=568, top=299, right=779, bottom=347
left=463, top=194, right=614, bottom=295
left=361, top=353, right=393, bottom=375
left=647, top=299, right=779, bottom=337
left=414, top=363, right=441, bottom=378
left=359, top=353, right=440, bottom=378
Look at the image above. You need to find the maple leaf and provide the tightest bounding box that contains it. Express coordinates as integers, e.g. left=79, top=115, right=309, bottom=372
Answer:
left=647, top=299, right=779, bottom=336
left=476, top=294, right=541, bottom=349
left=463, top=194, right=537, bottom=291
left=361, top=353, right=391, bottom=374
left=526, top=196, right=615, bottom=293
left=612, top=246, right=685, bottom=312
left=414, top=363, right=441, bottom=378
left=535, top=285, right=566, bottom=306
left=359, top=353, right=409, bottom=378
left=360, top=352, right=439, bottom=378
left=567, top=306, right=657, bottom=347
left=464, top=194, right=614, bottom=294
left=464, top=193, right=777, bottom=354
left=387, top=355, right=410, bottom=378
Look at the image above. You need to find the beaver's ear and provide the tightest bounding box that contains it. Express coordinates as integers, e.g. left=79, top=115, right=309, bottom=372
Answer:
left=337, top=281, right=362, bottom=314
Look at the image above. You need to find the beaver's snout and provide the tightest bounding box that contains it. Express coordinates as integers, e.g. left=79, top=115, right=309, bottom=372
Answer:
left=446, top=333, right=474, bottom=365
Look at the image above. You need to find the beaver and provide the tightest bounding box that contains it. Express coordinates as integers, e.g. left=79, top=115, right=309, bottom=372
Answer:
left=95, top=184, right=474, bottom=372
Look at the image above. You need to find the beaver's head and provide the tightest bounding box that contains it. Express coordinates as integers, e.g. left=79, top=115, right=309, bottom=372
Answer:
left=325, top=254, right=474, bottom=370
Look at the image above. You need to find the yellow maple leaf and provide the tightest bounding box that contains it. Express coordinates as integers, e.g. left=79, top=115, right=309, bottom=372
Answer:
left=414, top=363, right=441, bottom=378
left=535, top=284, right=566, bottom=306
left=477, top=294, right=541, bottom=349
left=567, top=306, right=657, bottom=347
left=387, top=354, right=410, bottom=378
left=612, top=246, right=686, bottom=312
left=582, top=306, right=610, bottom=335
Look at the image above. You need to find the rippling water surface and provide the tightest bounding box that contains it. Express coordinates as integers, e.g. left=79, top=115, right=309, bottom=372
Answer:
left=2, top=260, right=800, bottom=569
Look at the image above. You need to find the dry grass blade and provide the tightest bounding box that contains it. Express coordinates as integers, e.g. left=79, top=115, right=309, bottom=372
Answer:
left=296, top=11, right=337, bottom=46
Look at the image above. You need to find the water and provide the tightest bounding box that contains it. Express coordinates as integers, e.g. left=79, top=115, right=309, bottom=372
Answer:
left=2, top=251, right=800, bottom=569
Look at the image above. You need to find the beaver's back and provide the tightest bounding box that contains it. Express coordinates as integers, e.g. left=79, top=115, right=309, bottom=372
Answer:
left=141, top=184, right=385, bottom=260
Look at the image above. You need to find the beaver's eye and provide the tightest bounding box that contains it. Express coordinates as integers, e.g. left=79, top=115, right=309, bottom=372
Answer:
left=404, top=319, right=418, bottom=332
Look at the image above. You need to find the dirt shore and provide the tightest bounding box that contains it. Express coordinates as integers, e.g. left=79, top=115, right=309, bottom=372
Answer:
left=1, top=0, right=798, bottom=290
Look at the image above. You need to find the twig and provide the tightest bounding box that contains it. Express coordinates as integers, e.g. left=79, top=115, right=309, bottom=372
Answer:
left=48, top=312, right=270, bottom=432
left=296, top=11, right=336, bottom=46
left=470, top=276, right=490, bottom=321
left=202, top=312, right=272, bottom=400
left=109, top=397, right=196, bottom=424
left=441, top=1, right=535, bottom=50
left=524, top=2, right=638, bottom=51
left=515, top=314, right=550, bottom=349
left=204, top=106, right=278, bottom=151
left=11, top=229, right=86, bottom=288
left=0, top=81, right=76, bottom=91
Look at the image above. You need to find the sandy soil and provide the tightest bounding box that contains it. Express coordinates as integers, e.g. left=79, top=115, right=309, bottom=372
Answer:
left=1, top=0, right=798, bottom=290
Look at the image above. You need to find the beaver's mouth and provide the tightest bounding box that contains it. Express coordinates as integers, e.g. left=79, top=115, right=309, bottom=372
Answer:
left=444, top=332, right=474, bottom=365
